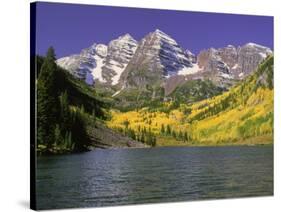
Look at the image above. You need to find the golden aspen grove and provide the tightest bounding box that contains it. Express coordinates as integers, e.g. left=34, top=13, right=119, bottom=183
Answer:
left=107, top=56, right=273, bottom=146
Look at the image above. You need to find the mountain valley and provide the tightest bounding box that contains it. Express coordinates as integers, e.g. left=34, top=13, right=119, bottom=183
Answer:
left=38, top=29, right=273, bottom=151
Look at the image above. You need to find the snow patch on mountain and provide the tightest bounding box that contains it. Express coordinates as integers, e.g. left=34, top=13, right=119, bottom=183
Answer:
left=244, top=42, right=272, bottom=55
left=91, top=55, right=106, bottom=83
left=56, top=43, right=108, bottom=85
left=57, top=34, right=137, bottom=85
left=112, top=85, right=125, bottom=97
left=103, top=34, right=138, bottom=85
left=220, top=73, right=233, bottom=79
left=232, top=64, right=238, bottom=69
left=111, top=65, right=126, bottom=85
left=95, top=44, right=108, bottom=57
left=178, top=64, right=202, bottom=76
left=259, top=52, right=267, bottom=58
left=246, top=42, right=270, bottom=49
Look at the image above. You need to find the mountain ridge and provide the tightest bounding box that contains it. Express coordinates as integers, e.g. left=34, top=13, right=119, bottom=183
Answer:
left=57, top=29, right=272, bottom=97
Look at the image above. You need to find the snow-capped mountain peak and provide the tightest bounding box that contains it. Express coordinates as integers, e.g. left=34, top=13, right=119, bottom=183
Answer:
left=119, top=33, right=134, bottom=40
left=197, top=42, right=273, bottom=84
left=151, top=29, right=178, bottom=46
left=245, top=42, right=267, bottom=48
left=57, top=33, right=138, bottom=86
left=137, top=29, right=195, bottom=75
left=56, top=43, right=107, bottom=85
left=102, top=33, right=138, bottom=85
left=243, top=42, right=273, bottom=56
left=57, top=29, right=272, bottom=91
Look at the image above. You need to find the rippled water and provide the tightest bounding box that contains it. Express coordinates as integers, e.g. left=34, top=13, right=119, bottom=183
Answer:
left=36, top=146, right=273, bottom=210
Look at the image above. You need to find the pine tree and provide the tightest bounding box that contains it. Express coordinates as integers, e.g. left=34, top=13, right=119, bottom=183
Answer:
left=178, top=130, right=183, bottom=140
left=59, top=91, right=71, bottom=134
left=70, top=107, right=90, bottom=151
left=140, top=132, right=145, bottom=143
left=146, top=131, right=153, bottom=146
left=172, top=130, right=177, bottom=139
left=128, top=128, right=136, bottom=140
left=54, top=124, right=62, bottom=147
left=123, top=120, right=130, bottom=129
left=161, top=124, right=165, bottom=135
left=143, top=126, right=147, bottom=134
left=92, top=108, right=96, bottom=125
left=184, top=131, right=188, bottom=142
left=151, top=136, right=157, bottom=147
left=166, top=124, right=171, bottom=135
left=37, top=47, right=59, bottom=149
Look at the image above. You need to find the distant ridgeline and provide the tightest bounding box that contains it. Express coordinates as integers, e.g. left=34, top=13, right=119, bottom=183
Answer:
left=107, top=56, right=274, bottom=146
left=57, top=30, right=272, bottom=113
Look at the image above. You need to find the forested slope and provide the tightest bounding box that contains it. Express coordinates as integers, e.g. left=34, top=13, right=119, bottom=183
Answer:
left=108, top=56, right=273, bottom=146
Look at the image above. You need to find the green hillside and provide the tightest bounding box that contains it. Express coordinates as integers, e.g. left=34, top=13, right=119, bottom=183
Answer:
left=36, top=47, right=146, bottom=155
left=111, top=79, right=225, bottom=112
left=36, top=47, right=104, bottom=154
left=168, top=79, right=225, bottom=104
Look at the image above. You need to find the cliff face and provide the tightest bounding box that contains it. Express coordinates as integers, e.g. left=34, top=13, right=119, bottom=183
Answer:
left=197, top=43, right=272, bottom=80
left=57, top=34, right=138, bottom=86
left=119, top=29, right=195, bottom=89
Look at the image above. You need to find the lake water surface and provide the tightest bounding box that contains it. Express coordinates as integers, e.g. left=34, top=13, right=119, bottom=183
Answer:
left=36, top=146, right=273, bottom=210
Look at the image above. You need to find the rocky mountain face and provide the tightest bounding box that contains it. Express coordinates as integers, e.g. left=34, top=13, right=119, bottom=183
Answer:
left=57, top=34, right=138, bottom=86
left=236, top=43, right=273, bottom=77
left=101, top=34, right=138, bottom=85
left=56, top=43, right=107, bottom=85
left=57, top=29, right=272, bottom=97
left=119, top=29, right=196, bottom=88
left=197, top=43, right=272, bottom=82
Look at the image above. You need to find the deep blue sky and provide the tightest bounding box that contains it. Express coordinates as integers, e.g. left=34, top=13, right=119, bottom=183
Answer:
left=35, top=2, right=273, bottom=58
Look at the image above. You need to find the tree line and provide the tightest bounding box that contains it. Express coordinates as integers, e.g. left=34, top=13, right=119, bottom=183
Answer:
left=160, top=124, right=191, bottom=142
left=114, top=120, right=157, bottom=147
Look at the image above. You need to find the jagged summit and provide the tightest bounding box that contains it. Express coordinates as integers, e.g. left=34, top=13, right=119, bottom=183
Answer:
left=57, top=33, right=138, bottom=86
left=150, top=29, right=178, bottom=45
left=117, top=33, right=135, bottom=41
left=226, top=44, right=235, bottom=48
left=243, top=42, right=272, bottom=57
left=154, top=28, right=163, bottom=33
left=153, top=28, right=169, bottom=35
left=118, top=28, right=197, bottom=88
left=122, top=33, right=132, bottom=37
left=103, top=33, right=138, bottom=85
left=245, top=42, right=268, bottom=48
left=57, top=29, right=272, bottom=92
left=197, top=42, right=272, bottom=86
